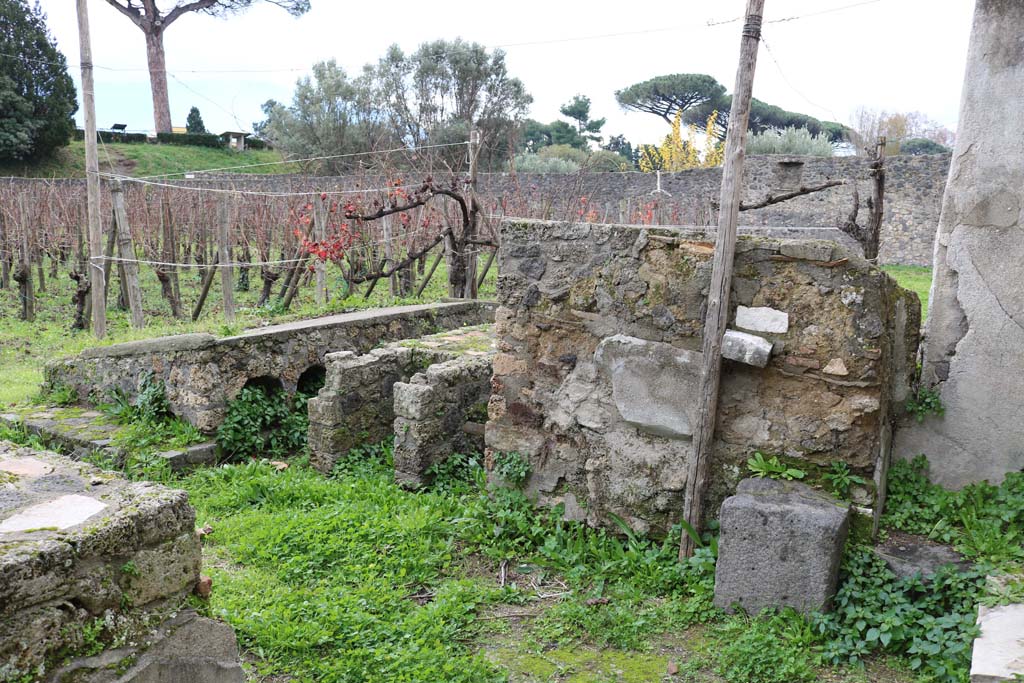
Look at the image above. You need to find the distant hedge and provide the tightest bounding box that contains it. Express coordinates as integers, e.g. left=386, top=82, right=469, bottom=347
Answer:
left=156, top=132, right=223, bottom=148
left=73, top=129, right=148, bottom=144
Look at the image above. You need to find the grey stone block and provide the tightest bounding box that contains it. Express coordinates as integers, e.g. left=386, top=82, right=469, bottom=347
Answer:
left=594, top=335, right=701, bottom=439
left=970, top=603, right=1024, bottom=683
left=873, top=533, right=968, bottom=580
left=714, top=478, right=850, bottom=615
left=722, top=330, right=772, bottom=367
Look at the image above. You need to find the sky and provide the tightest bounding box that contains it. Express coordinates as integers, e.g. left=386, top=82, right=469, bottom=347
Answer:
left=38, top=0, right=975, bottom=147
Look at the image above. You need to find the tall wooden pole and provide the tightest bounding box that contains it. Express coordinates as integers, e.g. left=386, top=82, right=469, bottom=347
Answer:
left=218, top=196, right=236, bottom=323
left=111, top=180, right=145, bottom=328
left=464, top=128, right=481, bottom=299
left=313, top=194, right=327, bottom=304
left=680, top=0, right=765, bottom=560
left=76, top=0, right=105, bottom=339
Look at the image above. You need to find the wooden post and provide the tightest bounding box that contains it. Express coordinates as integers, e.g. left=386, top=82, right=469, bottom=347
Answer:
left=111, top=180, right=145, bottom=328
left=15, top=196, right=33, bottom=322
left=476, top=247, right=496, bottom=290
left=76, top=0, right=105, bottom=338
left=381, top=213, right=397, bottom=297
left=218, top=196, right=236, bottom=323
left=313, top=194, right=327, bottom=305
left=191, top=253, right=220, bottom=321
left=415, top=246, right=444, bottom=298
left=680, top=0, right=765, bottom=560
left=464, top=128, right=481, bottom=299
left=102, top=216, right=116, bottom=301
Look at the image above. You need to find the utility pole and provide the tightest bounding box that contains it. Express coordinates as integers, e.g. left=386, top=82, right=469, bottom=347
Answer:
left=76, top=0, right=106, bottom=339
left=680, top=0, right=765, bottom=560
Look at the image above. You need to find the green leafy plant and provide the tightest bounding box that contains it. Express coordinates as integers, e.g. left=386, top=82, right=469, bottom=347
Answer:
left=747, top=452, right=805, bottom=481
left=38, top=381, right=78, bottom=406
left=823, top=462, right=867, bottom=499
left=216, top=384, right=309, bottom=459
left=492, top=451, right=530, bottom=488
left=906, top=385, right=944, bottom=422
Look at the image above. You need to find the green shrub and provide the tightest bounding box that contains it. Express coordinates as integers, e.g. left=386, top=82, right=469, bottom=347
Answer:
left=216, top=383, right=308, bottom=459
left=513, top=152, right=579, bottom=173
left=746, top=126, right=834, bottom=156
left=156, top=132, right=224, bottom=148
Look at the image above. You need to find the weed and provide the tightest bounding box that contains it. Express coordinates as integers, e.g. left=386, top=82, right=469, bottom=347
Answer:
left=906, top=386, right=944, bottom=422
left=823, top=462, right=867, bottom=500
left=492, top=451, right=530, bottom=488
left=216, top=384, right=308, bottom=459
left=747, top=452, right=805, bottom=481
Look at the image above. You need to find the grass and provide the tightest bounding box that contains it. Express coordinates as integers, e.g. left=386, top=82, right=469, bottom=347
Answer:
left=0, top=255, right=495, bottom=406
left=883, top=265, right=932, bottom=320
left=0, top=140, right=298, bottom=178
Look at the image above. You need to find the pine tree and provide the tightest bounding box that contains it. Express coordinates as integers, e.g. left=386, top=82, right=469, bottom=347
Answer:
left=185, top=106, right=207, bottom=134
left=0, top=0, right=77, bottom=160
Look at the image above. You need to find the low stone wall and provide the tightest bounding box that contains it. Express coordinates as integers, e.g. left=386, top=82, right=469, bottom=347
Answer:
left=393, top=355, right=493, bottom=487
left=46, top=302, right=494, bottom=433
left=308, top=346, right=446, bottom=473
left=0, top=441, right=201, bottom=680
left=486, top=220, right=920, bottom=535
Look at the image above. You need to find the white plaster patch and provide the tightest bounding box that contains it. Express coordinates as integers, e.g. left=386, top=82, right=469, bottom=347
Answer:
left=736, top=306, right=789, bottom=334
left=0, top=494, right=107, bottom=533
left=0, top=458, right=53, bottom=478
left=970, top=603, right=1024, bottom=682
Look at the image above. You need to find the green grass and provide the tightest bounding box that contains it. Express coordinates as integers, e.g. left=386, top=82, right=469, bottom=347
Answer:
left=0, top=140, right=297, bottom=178
left=883, top=265, right=932, bottom=320
left=0, top=256, right=495, bottom=406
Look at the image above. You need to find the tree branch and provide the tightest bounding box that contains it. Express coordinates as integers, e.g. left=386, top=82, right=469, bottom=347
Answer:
left=102, top=0, right=145, bottom=29
left=163, top=0, right=222, bottom=28
left=738, top=180, right=845, bottom=211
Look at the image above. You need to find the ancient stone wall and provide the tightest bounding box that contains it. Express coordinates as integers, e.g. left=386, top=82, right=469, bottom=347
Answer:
left=46, top=302, right=493, bottom=433
left=393, top=355, right=493, bottom=487
left=307, top=346, right=446, bottom=473
left=487, top=220, right=920, bottom=535
left=0, top=442, right=202, bottom=680
left=894, top=0, right=1024, bottom=488
left=190, top=153, right=948, bottom=265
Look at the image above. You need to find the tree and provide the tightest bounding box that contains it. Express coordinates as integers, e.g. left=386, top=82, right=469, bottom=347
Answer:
left=185, top=105, right=206, bottom=133
left=615, top=74, right=725, bottom=123
left=255, top=60, right=382, bottom=173
left=603, top=134, right=636, bottom=167
left=103, top=0, right=310, bottom=134
left=899, top=137, right=950, bottom=155
left=687, top=96, right=847, bottom=142
left=559, top=94, right=605, bottom=144
left=0, top=0, right=76, bottom=160
left=850, top=107, right=954, bottom=155
left=372, top=39, right=531, bottom=170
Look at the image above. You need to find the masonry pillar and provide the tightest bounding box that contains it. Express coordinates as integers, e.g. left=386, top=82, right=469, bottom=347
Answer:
left=895, top=0, right=1024, bottom=488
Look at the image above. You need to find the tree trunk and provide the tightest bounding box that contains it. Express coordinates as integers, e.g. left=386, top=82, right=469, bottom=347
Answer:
left=145, top=29, right=173, bottom=134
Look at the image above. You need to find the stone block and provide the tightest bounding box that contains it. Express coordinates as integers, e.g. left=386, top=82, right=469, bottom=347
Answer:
left=714, top=478, right=850, bottom=615
left=722, top=330, right=772, bottom=368
left=735, top=305, right=789, bottom=334
left=594, top=335, right=700, bottom=439
left=872, top=533, right=968, bottom=580
left=970, top=603, right=1024, bottom=683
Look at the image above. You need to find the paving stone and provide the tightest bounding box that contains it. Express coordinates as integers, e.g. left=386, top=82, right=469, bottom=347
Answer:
left=714, top=478, right=850, bottom=615
left=736, top=305, right=790, bottom=334
left=0, top=494, right=106, bottom=533
left=970, top=603, right=1024, bottom=682
left=0, top=457, right=53, bottom=477
left=722, top=330, right=772, bottom=368
left=873, top=532, right=969, bottom=580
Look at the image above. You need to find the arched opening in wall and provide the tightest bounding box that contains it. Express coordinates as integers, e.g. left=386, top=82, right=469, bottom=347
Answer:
left=240, top=375, right=284, bottom=396
left=297, top=364, right=326, bottom=397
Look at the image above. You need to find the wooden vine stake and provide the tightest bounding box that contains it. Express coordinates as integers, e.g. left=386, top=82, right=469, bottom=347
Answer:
left=218, top=196, right=235, bottom=324
left=313, top=193, right=327, bottom=304
left=680, top=0, right=765, bottom=561
left=110, top=180, right=144, bottom=328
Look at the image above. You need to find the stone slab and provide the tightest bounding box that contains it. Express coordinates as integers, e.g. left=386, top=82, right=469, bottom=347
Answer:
left=736, top=305, right=789, bottom=334
left=714, top=478, right=850, bottom=614
left=0, top=494, right=106, bottom=533
left=722, top=330, right=772, bottom=368
left=594, top=334, right=700, bottom=439
left=873, top=532, right=968, bottom=580
left=0, top=457, right=53, bottom=477
left=970, top=603, right=1024, bottom=683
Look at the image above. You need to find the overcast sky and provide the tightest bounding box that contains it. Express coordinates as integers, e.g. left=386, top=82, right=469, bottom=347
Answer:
left=39, top=0, right=974, bottom=146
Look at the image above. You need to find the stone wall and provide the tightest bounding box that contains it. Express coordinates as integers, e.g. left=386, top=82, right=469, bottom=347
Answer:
left=46, top=302, right=493, bottom=433
left=307, top=346, right=446, bottom=473
left=0, top=442, right=202, bottom=680
left=893, top=0, right=1024, bottom=488
left=393, top=355, right=493, bottom=487
left=486, top=220, right=920, bottom=535
left=191, top=153, right=949, bottom=266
